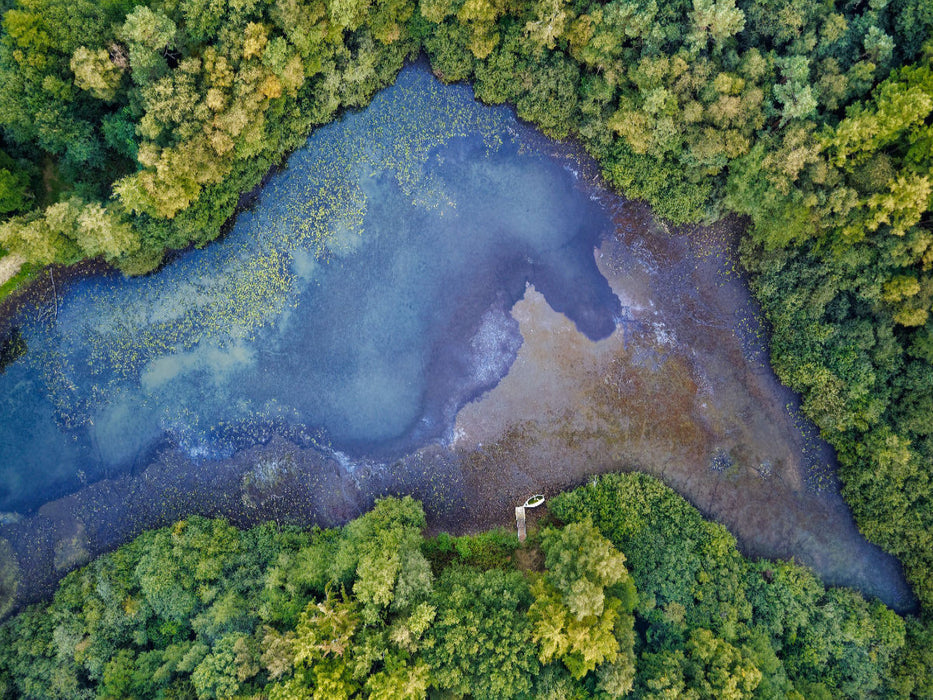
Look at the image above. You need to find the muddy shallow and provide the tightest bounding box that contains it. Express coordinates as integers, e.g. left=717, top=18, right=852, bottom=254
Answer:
left=2, top=207, right=916, bottom=613
left=452, top=209, right=915, bottom=610
left=0, top=65, right=915, bottom=614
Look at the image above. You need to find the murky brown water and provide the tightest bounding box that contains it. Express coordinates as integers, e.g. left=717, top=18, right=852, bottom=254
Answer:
left=0, top=79, right=916, bottom=615
left=451, top=203, right=913, bottom=610
left=1, top=198, right=915, bottom=615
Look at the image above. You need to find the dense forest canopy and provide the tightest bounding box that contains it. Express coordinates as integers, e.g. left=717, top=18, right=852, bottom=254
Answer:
left=1, top=0, right=929, bottom=268
left=0, top=474, right=926, bottom=699
left=0, top=0, right=932, bottom=688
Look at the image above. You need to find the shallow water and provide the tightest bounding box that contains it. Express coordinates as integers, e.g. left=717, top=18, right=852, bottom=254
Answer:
left=0, top=64, right=915, bottom=612
left=0, top=66, right=616, bottom=513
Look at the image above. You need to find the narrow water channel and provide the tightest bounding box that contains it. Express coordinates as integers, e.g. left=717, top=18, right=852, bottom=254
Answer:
left=0, top=63, right=914, bottom=612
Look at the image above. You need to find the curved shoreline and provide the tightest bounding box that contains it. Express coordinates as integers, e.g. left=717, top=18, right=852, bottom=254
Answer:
left=0, top=220, right=915, bottom=615
left=0, top=64, right=916, bottom=616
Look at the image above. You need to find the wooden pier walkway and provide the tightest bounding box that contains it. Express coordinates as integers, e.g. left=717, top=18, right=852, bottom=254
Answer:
left=515, top=495, right=545, bottom=542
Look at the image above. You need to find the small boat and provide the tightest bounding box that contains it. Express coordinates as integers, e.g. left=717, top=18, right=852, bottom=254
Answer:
left=523, top=494, right=545, bottom=509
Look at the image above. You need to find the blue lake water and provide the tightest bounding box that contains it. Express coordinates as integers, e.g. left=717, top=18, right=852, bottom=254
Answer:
left=0, top=65, right=620, bottom=514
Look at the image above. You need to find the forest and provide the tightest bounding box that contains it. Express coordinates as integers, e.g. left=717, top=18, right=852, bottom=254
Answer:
left=0, top=473, right=925, bottom=699
left=0, top=0, right=931, bottom=690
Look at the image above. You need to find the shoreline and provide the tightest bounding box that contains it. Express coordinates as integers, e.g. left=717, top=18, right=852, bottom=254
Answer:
left=0, top=218, right=916, bottom=616
left=0, top=62, right=916, bottom=617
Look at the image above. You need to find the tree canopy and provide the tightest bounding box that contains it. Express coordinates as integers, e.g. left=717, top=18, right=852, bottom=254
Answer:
left=0, top=476, right=924, bottom=698
left=0, top=0, right=931, bottom=689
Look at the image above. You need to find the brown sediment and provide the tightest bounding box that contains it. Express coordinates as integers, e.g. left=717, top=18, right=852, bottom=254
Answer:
left=0, top=202, right=915, bottom=617
left=447, top=213, right=913, bottom=610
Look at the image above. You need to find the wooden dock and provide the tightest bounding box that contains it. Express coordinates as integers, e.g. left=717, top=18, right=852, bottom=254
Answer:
left=515, top=495, right=544, bottom=542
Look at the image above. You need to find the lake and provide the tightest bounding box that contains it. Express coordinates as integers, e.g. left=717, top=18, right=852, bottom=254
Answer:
left=0, top=63, right=915, bottom=612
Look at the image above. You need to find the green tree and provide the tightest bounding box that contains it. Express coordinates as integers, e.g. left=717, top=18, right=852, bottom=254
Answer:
left=426, top=566, right=539, bottom=699
left=118, top=6, right=176, bottom=84
left=69, top=46, right=123, bottom=101
left=0, top=149, right=30, bottom=214
left=688, top=0, right=745, bottom=54
left=540, top=520, right=631, bottom=620
left=529, top=578, right=629, bottom=679
left=191, top=633, right=249, bottom=699
left=334, top=496, right=432, bottom=623
left=683, top=628, right=762, bottom=700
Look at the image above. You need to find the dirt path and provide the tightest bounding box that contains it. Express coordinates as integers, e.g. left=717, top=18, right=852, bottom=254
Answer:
left=0, top=254, right=24, bottom=287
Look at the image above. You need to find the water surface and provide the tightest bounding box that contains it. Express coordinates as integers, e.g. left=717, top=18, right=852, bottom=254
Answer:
left=0, top=63, right=914, bottom=612
left=0, top=65, right=617, bottom=513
